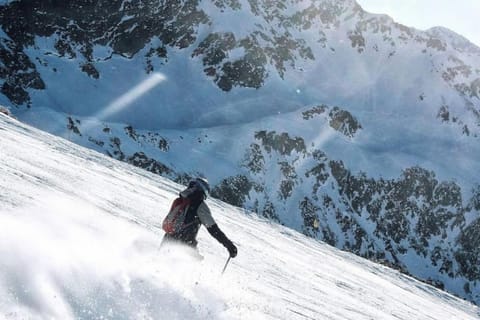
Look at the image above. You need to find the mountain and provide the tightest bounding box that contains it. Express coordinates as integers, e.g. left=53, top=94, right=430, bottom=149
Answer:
left=1, top=112, right=480, bottom=319
left=1, top=0, right=480, bottom=306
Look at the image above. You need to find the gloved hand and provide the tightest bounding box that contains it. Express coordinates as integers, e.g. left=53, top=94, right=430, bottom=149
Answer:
left=227, top=242, right=238, bottom=258
left=207, top=224, right=238, bottom=258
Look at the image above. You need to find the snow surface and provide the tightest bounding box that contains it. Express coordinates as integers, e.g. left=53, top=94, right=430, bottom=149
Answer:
left=1, top=114, right=479, bottom=319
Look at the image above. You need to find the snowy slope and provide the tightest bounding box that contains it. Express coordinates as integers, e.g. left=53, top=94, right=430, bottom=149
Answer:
left=1, top=112, right=479, bottom=319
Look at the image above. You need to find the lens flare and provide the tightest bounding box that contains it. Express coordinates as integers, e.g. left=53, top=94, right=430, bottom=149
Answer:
left=68, top=73, right=166, bottom=137
left=97, top=72, right=166, bottom=120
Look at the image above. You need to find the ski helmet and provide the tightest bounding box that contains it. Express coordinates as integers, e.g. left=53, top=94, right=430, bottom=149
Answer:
left=189, top=177, right=210, bottom=198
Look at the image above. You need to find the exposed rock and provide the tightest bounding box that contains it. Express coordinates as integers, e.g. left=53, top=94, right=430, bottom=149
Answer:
left=109, top=136, right=124, bottom=161
left=67, top=116, right=82, bottom=136
left=211, top=174, right=253, bottom=207
left=426, top=37, right=447, bottom=51
left=0, top=38, right=45, bottom=105
left=300, top=196, right=320, bottom=237
left=88, top=136, right=104, bottom=147
left=157, top=137, right=169, bottom=152
left=437, top=105, right=450, bottom=122
left=127, top=152, right=172, bottom=175
left=305, top=149, right=329, bottom=197
left=0, top=105, right=10, bottom=116
left=254, top=130, right=306, bottom=156
left=348, top=30, right=365, bottom=53
left=302, top=105, right=327, bottom=120
left=124, top=125, right=138, bottom=141
left=278, top=160, right=298, bottom=200
left=302, top=105, right=362, bottom=138
left=81, top=62, right=99, bottom=79
left=261, top=200, right=280, bottom=222
left=242, top=143, right=265, bottom=174
left=328, top=107, right=362, bottom=138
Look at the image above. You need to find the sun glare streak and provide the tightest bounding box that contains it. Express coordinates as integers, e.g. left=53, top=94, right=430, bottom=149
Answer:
left=311, top=127, right=336, bottom=149
left=97, top=72, right=166, bottom=120
left=66, top=73, right=166, bottom=138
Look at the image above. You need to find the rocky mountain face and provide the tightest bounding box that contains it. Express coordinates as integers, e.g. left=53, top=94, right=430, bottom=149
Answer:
left=2, top=0, right=479, bottom=128
left=1, top=0, right=480, bottom=305
left=0, top=0, right=314, bottom=105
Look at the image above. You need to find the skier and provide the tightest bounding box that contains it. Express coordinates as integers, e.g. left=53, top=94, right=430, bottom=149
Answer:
left=161, top=177, right=237, bottom=259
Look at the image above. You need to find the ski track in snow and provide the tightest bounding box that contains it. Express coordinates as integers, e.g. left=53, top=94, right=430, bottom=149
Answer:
left=0, top=113, right=479, bottom=319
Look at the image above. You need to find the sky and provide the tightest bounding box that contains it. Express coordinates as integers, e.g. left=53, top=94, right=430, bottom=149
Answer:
left=356, top=0, right=480, bottom=48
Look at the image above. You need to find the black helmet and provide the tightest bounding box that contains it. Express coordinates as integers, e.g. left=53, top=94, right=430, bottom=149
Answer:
left=188, top=177, right=210, bottom=198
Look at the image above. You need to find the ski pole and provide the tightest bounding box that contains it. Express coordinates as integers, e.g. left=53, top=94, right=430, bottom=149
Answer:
left=221, top=256, right=231, bottom=275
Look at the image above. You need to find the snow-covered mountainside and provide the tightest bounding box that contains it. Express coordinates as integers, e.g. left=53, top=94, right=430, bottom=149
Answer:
left=1, top=112, right=480, bottom=320
left=1, top=0, right=480, bottom=306
left=1, top=0, right=479, bottom=129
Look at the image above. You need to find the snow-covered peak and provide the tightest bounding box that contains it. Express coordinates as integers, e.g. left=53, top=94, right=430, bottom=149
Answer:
left=427, top=26, right=480, bottom=54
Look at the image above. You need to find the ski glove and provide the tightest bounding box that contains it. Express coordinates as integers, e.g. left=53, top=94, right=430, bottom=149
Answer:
left=226, top=241, right=238, bottom=258
left=207, top=224, right=238, bottom=258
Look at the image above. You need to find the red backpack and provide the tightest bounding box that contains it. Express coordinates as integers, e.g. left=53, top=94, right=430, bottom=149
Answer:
left=162, top=197, right=191, bottom=234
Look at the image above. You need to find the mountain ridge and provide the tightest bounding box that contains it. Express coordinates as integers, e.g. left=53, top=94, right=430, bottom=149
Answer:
left=0, top=0, right=479, bottom=128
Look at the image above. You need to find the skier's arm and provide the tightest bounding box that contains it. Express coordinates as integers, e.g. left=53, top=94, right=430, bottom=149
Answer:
left=196, top=203, right=237, bottom=257
left=207, top=224, right=237, bottom=258
left=196, top=202, right=214, bottom=225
